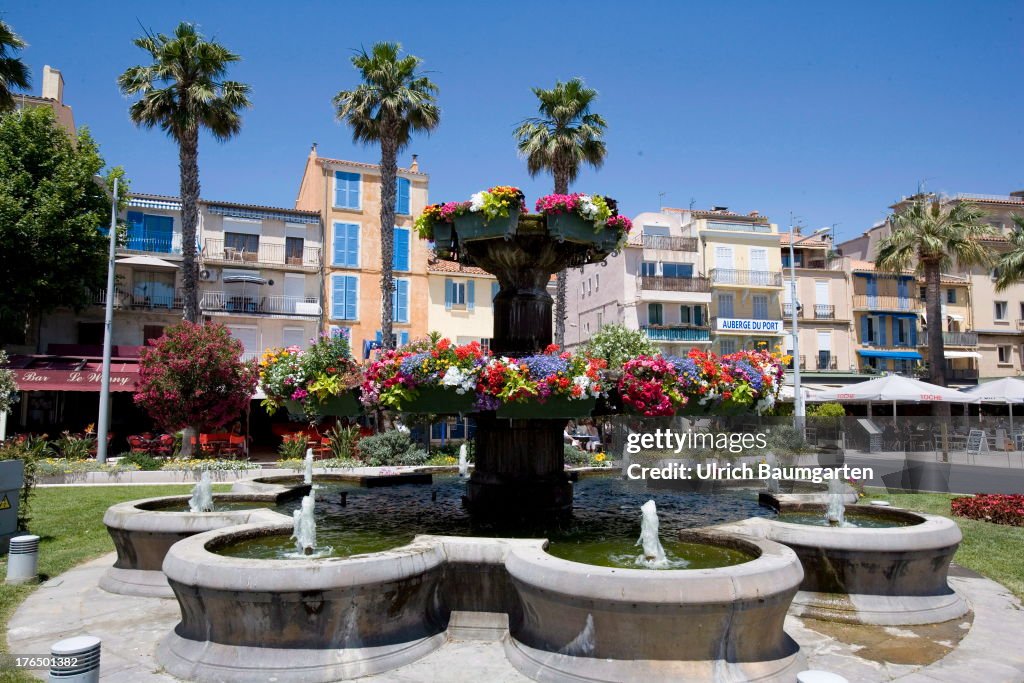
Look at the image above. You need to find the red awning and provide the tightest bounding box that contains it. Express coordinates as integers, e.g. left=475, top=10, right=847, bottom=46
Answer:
left=7, top=355, right=140, bottom=392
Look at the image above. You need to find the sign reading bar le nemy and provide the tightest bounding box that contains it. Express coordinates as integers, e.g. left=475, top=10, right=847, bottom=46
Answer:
left=714, top=318, right=784, bottom=334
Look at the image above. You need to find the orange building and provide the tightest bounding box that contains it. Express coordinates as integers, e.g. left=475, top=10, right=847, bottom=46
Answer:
left=295, top=146, right=430, bottom=357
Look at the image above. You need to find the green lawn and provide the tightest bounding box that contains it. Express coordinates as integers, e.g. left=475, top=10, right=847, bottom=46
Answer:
left=864, top=488, right=1024, bottom=601
left=0, top=485, right=229, bottom=683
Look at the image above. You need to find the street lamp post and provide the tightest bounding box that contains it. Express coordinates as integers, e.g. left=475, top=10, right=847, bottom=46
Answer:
left=96, top=178, right=119, bottom=463
left=788, top=225, right=831, bottom=426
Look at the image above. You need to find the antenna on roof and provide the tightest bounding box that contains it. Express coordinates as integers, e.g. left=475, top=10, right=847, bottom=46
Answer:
left=689, top=197, right=696, bottom=210
left=658, top=191, right=666, bottom=210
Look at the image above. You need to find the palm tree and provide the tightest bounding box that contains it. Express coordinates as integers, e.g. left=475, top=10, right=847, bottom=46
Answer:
left=514, top=78, right=607, bottom=347
left=118, top=22, right=252, bottom=324
left=876, top=197, right=994, bottom=386
left=994, top=215, right=1024, bottom=291
left=334, top=42, right=440, bottom=350
left=0, top=20, right=31, bottom=112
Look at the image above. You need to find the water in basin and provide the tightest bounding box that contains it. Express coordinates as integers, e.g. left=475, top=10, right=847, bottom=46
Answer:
left=778, top=510, right=916, bottom=528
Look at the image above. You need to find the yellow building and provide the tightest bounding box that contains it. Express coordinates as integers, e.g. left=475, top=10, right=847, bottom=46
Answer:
left=426, top=259, right=498, bottom=350
left=697, top=209, right=785, bottom=354
left=295, top=146, right=430, bottom=357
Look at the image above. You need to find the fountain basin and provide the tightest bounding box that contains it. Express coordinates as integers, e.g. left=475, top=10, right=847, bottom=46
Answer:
left=157, top=525, right=805, bottom=683
left=504, top=531, right=805, bottom=682
left=100, top=492, right=299, bottom=598
left=717, top=504, right=968, bottom=625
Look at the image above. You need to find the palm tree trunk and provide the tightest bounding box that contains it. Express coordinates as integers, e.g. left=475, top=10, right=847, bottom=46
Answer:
left=178, top=127, right=201, bottom=457
left=925, top=262, right=947, bottom=387
left=379, top=135, right=398, bottom=350
left=553, top=171, right=569, bottom=347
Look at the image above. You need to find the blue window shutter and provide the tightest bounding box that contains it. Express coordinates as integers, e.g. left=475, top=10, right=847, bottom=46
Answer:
left=694, top=306, right=703, bottom=326
left=861, top=315, right=869, bottom=344
left=375, top=330, right=383, bottom=343
left=334, top=172, right=344, bottom=207
left=396, top=178, right=411, bottom=215
left=879, top=316, right=887, bottom=346
left=393, top=227, right=409, bottom=271
left=331, top=276, right=345, bottom=319
left=127, top=211, right=145, bottom=250
left=910, top=319, right=918, bottom=346
left=491, top=282, right=500, bottom=302
left=344, top=276, right=357, bottom=320
left=349, top=174, right=361, bottom=208
left=335, top=172, right=361, bottom=209
left=400, top=331, right=409, bottom=346
left=467, top=280, right=475, bottom=311
left=144, top=215, right=173, bottom=253
left=393, top=279, right=409, bottom=322
left=445, top=278, right=453, bottom=311
left=346, top=224, right=359, bottom=267
left=332, top=223, right=345, bottom=266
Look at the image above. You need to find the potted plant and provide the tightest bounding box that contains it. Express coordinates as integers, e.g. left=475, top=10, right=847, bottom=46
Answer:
left=259, top=346, right=308, bottom=418
left=259, top=333, right=363, bottom=420
left=452, top=186, right=526, bottom=243
left=478, top=346, right=606, bottom=419
left=534, top=193, right=633, bottom=250
left=415, top=201, right=470, bottom=255
left=617, top=355, right=687, bottom=417
left=361, top=337, right=488, bottom=414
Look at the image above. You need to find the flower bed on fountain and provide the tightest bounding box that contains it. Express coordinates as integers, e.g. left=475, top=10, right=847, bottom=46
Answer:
left=100, top=488, right=300, bottom=598
left=716, top=502, right=968, bottom=625
left=259, top=332, right=362, bottom=420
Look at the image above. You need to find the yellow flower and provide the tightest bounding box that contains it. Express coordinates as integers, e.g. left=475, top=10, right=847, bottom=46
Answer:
left=595, top=453, right=606, bottom=462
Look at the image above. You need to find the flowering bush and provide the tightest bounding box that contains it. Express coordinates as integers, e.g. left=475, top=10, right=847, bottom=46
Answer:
left=361, top=337, right=489, bottom=410
left=618, top=349, right=786, bottom=416
left=259, top=332, right=362, bottom=418
left=0, top=350, right=19, bottom=415
left=160, top=458, right=260, bottom=472
left=952, top=494, right=1024, bottom=526
left=469, top=186, right=526, bottom=223
left=135, top=322, right=258, bottom=434
left=414, top=201, right=471, bottom=240
left=477, top=346, right=606, bottom=408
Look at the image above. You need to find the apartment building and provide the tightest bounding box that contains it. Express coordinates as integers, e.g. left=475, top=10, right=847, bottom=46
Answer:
left=426, top=258, right=498, bottom=350
left=780, top=233, right=855, bottom=374
left=848, top=261, right=922, bottom=376
left=840, top=191, right=1023, bottom=380
left=563, top=209, right=711, bottom=353
left=15, top=65, right=75, bottom=135
left=294, top=146, right=429, bottom=357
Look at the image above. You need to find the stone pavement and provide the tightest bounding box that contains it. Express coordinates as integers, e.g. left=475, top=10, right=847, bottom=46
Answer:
left=6, top=554, right=1024, bottom=682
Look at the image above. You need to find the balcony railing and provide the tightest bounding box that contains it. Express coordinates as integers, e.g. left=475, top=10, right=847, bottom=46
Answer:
left=91, top=288, right=184, bottom=310
left=787, top=355, right=806, bottom=370
left=710, top=269, right=783, bottom=287
left=641, top=235, right=698, bottom=252
left=947, top=368, right=980, bottom=381
left=816, top=355, right=839, bottom=371
left=1016, top=319, right=1024, bottom=331
left=201, top=292, right=322, bottom=316
left=705, top=221, right=773, bottom=233
left=121, top=237, right=182, bottom=255
left=853, top=295, right=916, bottom=312
left=921, top=331, right=979, bottom=347
left=814, top=304, right=836, bottom=319
left=638, top=276, right=711, bottom=293
left=202, top=239, right=321, bottom=269
left=641, top=325, right=711, bottom=342
left=783, top=302, right=803, bottom=318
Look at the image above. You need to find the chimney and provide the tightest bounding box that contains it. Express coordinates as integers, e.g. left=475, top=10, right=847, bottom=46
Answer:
left=793, top=225, right=802, bottom=236
left=309, top=142, right=318, bottom=158
left=748, top=210, right=760, bottom=218
left=410, top=154, right=420, bottom=172
left=42, top=66, right=64, bottom=103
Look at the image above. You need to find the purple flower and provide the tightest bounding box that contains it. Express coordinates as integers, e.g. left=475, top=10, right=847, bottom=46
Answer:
left=519, top=354, right=569, bottom=378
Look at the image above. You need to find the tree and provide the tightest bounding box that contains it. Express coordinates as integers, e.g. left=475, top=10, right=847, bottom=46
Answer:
left=0, top=107, right=127, bottom=345
left=994, top=215, right=1024, bottom=291
left=0, top=20, right=30, bottom=112
left=0, top=350, right=17, bottom=414
left=514, top=78, right=607, bottom=347
left=581, top=324, right=655, bottom=371
left=118, top=22, right=251, bottom=323
left=134, top=322, right=258, bottom=452
left=334, top=42, right=440, bottom=350
left=876, top=197, right=994, bottom=386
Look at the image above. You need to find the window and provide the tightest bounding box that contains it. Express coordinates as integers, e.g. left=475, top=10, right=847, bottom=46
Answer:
left=77, top=322, right=103, bottom=345
left=285, top=237, right=304, bottom=265
left=719, top=339, right=736, bottom=355
left=752, top=295, right=768, bottom=320
left=995, top=301, right=1008, bottom=321
left=282, top=327, right=305, bottom=349
left=680, top=305, right=691, bottom=324
left=750, top=248, right=768, bottom=272
left=392, top=279, right=411, bottom=322
left=642, top=225, right=669, bottom=236
left=445, top=279, right=470, bottom=309
left=393, top=226, right=410, bottom=271
left=331, top=275, right=358, bottom=320
left=587, top=278, right=593, bottom=295
left=328, top=325, right=351, bottom=340
left=998, top=345, right=1012, bottom=364
left=595, top=274, right=600, bottom=290
left=662, top=262, right=693, bottom=278
left=596, top=312, right=603, bottom=329
left=641, top=261, right=658, bottom=277
left=919, top=286, right=927, bottom=301
left=481, top=338, right=491, bottom=353
left=143, top=325, right=165, bottom=344
left=894, top=318, right=910, bottom=345
left=946, top=288, right=957, bottom=304
left=491, top=281, right=500, bottom=302
left=332, top=223, right=360, bottom=267
left=718, top=293, right=734, bottom=318
left=133, top=270, right=176, bottom=308
left=648, top=303, right=663, bottom=325
left=225, top=231, right=259, bottom=255
left=396, top=177, right=411, bottom=215
left=126, top=211, right=174, bottom=253
left=334, top=171, right=361, bottom=209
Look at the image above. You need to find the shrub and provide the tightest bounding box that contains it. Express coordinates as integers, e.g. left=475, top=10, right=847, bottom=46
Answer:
left=52, top=430, right=95, bottom=460
left=766, top=424, right=809, bottom=454
left=0, top=434, right=51, bottom=528
left=278, top=433, right=309, bottom=460
left=563, top=444, right=591, bottom=466
left=357, top=430, right=429, bottom=467
left=952, top=494, right=1024, bottom=526
left=325, top=424, right=360, bottom=460
left=808, top=402, right=846, bottom=418
left=581, top=324, right=655, bottom=371
left=0, top=350, right=19, bottom=415
left=118, top=451, right=162, bottom=471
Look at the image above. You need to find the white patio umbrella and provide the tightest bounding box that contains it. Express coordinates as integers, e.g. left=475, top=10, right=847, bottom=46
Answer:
left=780, top=384, right=814, bottom=402
left=808, top=374, right=976, bottom=419
left=961, top=377, right=1024, bottom=433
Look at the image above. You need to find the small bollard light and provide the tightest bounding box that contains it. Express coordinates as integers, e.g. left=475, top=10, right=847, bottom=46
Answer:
left=49, top=635, right=100, bottom=683
left=5, top=534, right=40, bottom=584
left=797, top=671, right=849, bottom=683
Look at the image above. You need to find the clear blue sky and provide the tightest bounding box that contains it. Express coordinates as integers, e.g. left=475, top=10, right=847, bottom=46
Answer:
left=6, top=0, right=1023, bottom=241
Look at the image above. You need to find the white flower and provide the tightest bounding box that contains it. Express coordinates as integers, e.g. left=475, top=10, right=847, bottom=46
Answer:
left=469, top=191, right=486, bottom=212
left=441, top=366, right=476, bottom=394
left=577, top=195, right=597, bottom=219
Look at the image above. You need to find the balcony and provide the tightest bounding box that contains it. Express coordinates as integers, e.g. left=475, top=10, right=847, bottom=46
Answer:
left=710, top=269, right=783, bottom=287
left=638, top=275, right=711, bottom=293
left=947, top=368, right=980, bottom=381
left=642, top=325, right=711, bottom=343
left=121, top=236, right=181, bottom=255
left=814, top=304, right=836, bottom=319
left=202, top=239, right=321, bottom=270
left=641, top=235, right=698, bottom=252
left=1016, top=319, right=1024, bottom=331
left=816, top=355, right=839, bottom=371
left=852, top=295, right=916, bottom=312
left=201, top=292, right=322, bottom=316
left=91, top=288, right=184, bottom=310
left=782, top=302, right=803, bottom=318
left=920, top=331, right=979, bottom=347
left=787, top=355, right=806, bottom=370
